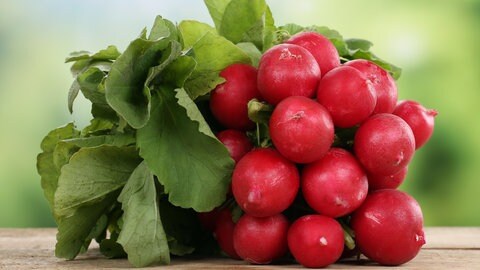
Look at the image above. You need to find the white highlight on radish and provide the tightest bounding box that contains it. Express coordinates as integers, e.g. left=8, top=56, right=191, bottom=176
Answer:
left=319, top=236, right=328, bottom=246
left=365, top=212, right=381, bottom=225
left=279, top=48, right=302, bottom=60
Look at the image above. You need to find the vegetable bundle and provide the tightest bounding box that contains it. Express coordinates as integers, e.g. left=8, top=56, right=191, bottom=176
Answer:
left=37, top=0, right=436, bottom=268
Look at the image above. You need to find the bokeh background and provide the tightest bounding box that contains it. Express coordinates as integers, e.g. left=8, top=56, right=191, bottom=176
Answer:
left=1, top=0, right=479, bottom=227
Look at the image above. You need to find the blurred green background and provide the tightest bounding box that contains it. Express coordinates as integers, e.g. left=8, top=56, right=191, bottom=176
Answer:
left=0, top=0, right=479, bottom=227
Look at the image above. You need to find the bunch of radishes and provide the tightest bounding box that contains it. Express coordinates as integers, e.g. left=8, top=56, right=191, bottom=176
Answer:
left=199, top=31, right=437, bottom=268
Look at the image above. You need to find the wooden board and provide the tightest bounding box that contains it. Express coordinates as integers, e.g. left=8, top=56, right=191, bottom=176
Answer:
left=1, top=227, right=479, bottom=269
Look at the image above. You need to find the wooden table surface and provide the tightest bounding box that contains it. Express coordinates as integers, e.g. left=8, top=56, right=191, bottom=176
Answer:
left=0, top=227, right=479, bottom=269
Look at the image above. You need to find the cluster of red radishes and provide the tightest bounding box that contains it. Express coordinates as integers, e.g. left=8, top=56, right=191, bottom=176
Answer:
left=199, top=31, right=437, bottom=268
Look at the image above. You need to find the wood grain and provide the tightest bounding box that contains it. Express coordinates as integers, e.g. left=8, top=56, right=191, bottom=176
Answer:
left=0, top=227, right=479, bottom=269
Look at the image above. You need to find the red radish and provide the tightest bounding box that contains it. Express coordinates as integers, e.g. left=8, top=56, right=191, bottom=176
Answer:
left=210, top=63, right=260, bottom=130
left=269, top=96, right=334, bottom=163
left=217, top=130, right=253, bottom=163
left=286, top=31, right=340, bottom=76
left=233, top=213, right=289, bottom=264
left=232, top=148, right=299, bottom=217
left=368, top=167, right=408, bottom=191
left=257, top=44, right=321, bottom=105
left=288, top=215, right=344, bottom=268
left=393, top=100, right=438, bottom=149
left=351, top=189, right=426, bottom=265
left=213, top=208, right=240, bottom=259
left=345, top=59, right=397, bottom=114
left=354, top=113, right=415, bottom=176
left=197, top=208, right=220, bottom=232
left=302, top=148, right=368, bottom=217
left=317, top=66, right=377, bottom=128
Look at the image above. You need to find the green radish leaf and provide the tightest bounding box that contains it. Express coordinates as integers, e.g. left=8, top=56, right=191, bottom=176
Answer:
left=144, top=40, right=183, bottom=87
left=67, top=46, right=120, bottom=77
left=236, top=42, right=262, bottom=67
left=81, top=214, right=109, bottom=253
left=105, top=38, right=171, bottom=129
left=66, top=46, right=119, bottom=112
left=77, top=67, right=108, bottom=105
left=219, top=0, right=270, bottom=50
left=55, top=192, right=119, bottom=259
left=90, top=103, right=118, bottom=121
left=149, top=16, right=174, bottom=41
left=104, top=16, right=181, bottom=129
left=66, top=51, right=91, bottom=63
left=37, top=123, right=80, bottom=211
left=104, top=17, right=181, bottom=129
left=88, top=61, right=114, bottom=73
left=70, top=59, right=91, bottom=77
left=65, top=45, right=121, bottom=63
left=91, top=46, right=121, bottom=61
left=52, top=142, right=80, bottom=175
left=161, top=55, right=197, bottom=88
left=118, top=162, right=170, bottom=267
left=262, top=6, right=276, bottom=51
left=179, top=21, right=250, bottom=99
left=67, top=80, right=80, bottom=114
left=278, top=23, right=304, bottom=36
left=176, top=88, right=214, bottom=137
left=54, top=146, right=141, bottom=217
left=178, top=20, right=217, bottom=48
left=346, top=38, right=373, bottom=51
left=62, top=133, right=136, bottom=148
left=100, top=238, right=127, bottom=259
left=77, top=66, right=118, bottom=121
left=137, top=88, right=234, bottom=211
left=80, top=118, right=115, bottom=136
left=204, top=0, right=231, bottom=30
